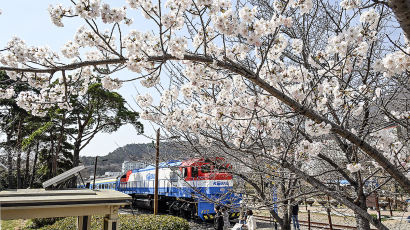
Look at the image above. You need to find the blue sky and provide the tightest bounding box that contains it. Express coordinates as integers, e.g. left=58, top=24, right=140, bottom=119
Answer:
left=0, top=1, right=156, bottom=156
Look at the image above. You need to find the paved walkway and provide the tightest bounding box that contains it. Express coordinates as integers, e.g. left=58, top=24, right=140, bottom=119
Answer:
left=245, top=205, right=410, bottom=230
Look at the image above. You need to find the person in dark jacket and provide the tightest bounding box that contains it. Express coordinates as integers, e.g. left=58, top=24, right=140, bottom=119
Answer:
left=214, top=205, right=224, bottom=230
left=291, top=203, right=300, bottom=230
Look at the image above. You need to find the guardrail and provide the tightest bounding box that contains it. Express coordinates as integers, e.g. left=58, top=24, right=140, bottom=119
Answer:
left=254, top=215, right=377, bottom=230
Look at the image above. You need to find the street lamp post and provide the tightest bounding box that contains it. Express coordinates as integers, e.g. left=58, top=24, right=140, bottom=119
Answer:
left=93, top=156, right=98, bottom=190
left=92, top=157, right=107, bottom=190
left=154, top=128, right=160, bottom=215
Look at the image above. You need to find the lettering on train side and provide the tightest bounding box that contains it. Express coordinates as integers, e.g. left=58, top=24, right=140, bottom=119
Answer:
left=213, top=181, right=229, bottom=186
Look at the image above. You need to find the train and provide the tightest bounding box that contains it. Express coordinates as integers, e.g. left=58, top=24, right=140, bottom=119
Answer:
left=79, top=157, right=241, bottom=221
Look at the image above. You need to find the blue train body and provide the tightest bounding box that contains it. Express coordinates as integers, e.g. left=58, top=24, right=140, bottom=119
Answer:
left=81, top=158, right=241, bottom=221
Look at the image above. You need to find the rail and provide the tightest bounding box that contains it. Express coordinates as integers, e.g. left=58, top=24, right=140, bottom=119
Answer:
left=254, top=215, right=377, bottom=230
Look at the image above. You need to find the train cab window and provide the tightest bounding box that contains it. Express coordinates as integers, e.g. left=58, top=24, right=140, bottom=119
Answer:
left=183, top=167, right=188, bottom=178
left=201, top=164, right=212, bottom=173
left=192, top=167, right=198, bottom=178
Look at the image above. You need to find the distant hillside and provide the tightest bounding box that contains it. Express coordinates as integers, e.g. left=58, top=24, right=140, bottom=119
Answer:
left=79, top=142, right=183, bottom=178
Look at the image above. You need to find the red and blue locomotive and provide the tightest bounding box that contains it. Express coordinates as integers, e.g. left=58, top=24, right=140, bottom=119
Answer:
left=85, top=157, right=241, bottom=221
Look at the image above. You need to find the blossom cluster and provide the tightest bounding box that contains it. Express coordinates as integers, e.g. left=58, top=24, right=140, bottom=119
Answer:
left=360, top=9, right=380, bottom=30
left=382, top=49, right=410, bottom=77
left=101, top=4, right=128, bottom=24
left=305, top=120, right=332, bottom=137
left=62, top=41, right=80, bottom=59
left=346, top=163, right=362, bottom=173
left=291, top=0, right=313, bottom=14
left=168, top=37, right=187, bottom=59
left=340, top=0, right=361, bottom=9
left=0, top=37, right=59, bottom=69
left=298, top=140, right=323, bottom=157
left=371, top=128, right=409, bottom=168
left=75, top=0, right=101, bottom=20
left=101, top=76, right=122, bottom=90
left=136, top=93, right=153, bottom=108
left=0, top=87, right=15, bottom=99
left=48, top=4, right=73, bottom=27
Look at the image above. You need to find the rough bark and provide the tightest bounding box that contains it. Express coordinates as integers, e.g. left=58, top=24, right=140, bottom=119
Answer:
left=54, top=114, right=65, bottom=176
left=355, top=189, right=371, bottom=230
left=389, top=0, right=410, bottom=40
left=16, top=118, right=23, bottom=189
left=50, top=129, right=55, bottom=177
left=24, top=147, right=31, bottom=188
left=30, top=142, right=39, bottom=188
left=6, top=134, right=13, bottom=189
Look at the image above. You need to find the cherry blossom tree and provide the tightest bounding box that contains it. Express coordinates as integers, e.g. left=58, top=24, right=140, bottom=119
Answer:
left=0, top=0, right=409, bottom=229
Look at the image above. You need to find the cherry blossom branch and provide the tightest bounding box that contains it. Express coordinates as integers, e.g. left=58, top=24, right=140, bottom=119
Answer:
left=1, top=51, right=409, bottom=192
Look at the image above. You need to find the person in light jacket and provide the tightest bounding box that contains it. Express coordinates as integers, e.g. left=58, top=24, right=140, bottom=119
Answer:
left=222, top=207, right=230, bottom=230
left=246, top=210, right=257, bottom=230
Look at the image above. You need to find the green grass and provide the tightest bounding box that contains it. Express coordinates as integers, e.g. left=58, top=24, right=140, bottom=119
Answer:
left=1, top=219, right=32, bottom=230
left=1, top=214, right=189, bottom=230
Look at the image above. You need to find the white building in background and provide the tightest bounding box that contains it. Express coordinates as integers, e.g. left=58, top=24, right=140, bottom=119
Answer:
left=104, top=171, right=122, bottom=177
left=122, top=161, right=147, bottom=173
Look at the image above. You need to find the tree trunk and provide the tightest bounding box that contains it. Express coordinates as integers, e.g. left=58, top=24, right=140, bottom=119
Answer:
left=6, top=131, right=14, bottom=189
left=390, top=0, right=410, bottom=40
left=73, top=143, right=81, bottom=167
left=282, top=212, right=291, bottom=230
left=73, top=116, right=85, bottom=168
left=268, top=209, right=284, bottom=229
left=50, top=130, right=55, bottom=177
left=277, top=177, right=291, bottom=230
left=30, top=142, right=39, bottom=188
left=16, top=154, right=21, bottom=188
left=355, top=191, right=371, bottom=230
left=16, top=118, right=23, bottom=189
left=24, top=146, right=31, bottom=188
left=70, top=141, right=82, bottom=188
left=54, top=113, right=65, bottom=176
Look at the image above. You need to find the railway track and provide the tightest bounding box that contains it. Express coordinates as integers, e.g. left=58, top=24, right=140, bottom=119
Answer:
left=254, top=215, right=377, bottom=230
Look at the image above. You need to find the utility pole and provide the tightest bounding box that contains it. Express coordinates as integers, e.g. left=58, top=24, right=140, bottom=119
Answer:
left=93, top=156, right=98, bottom=190
left=154, top=128, right=160, bottom=215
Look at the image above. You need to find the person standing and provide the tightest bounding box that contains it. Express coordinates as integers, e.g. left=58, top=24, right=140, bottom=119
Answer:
left=222, top=207, right=230, bottom=230
left=291, top=203, right=300, bottom=230
left=214, top=206, right=224, bottom=230
left=238, top=211, right=247, bottom=230
left=246, top=210, right=257, bottom=230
